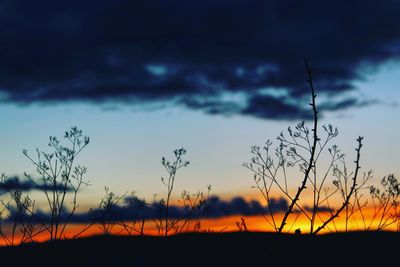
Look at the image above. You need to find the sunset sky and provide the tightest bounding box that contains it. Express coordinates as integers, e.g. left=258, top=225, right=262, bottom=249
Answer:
left=1, top=0, right=400, bottom=216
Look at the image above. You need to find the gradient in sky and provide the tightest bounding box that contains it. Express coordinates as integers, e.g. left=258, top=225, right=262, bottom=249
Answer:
left=0, top=1, right=400, bottom=206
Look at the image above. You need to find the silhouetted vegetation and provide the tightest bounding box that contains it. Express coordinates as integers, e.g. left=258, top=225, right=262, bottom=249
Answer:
left=0, top=174, right=42, bottom=245
left=93, top=187, right=126, bottom=235
left=0, top=232, right=399, bottom=267
left=153, top=148, right=211, bottom=236
left=243, top=61, right=396, bottom=234
left=369, top=175, right=400, bottom=231
left=22, top=127, right=90, bottom=241
left=118, top=191, right=147, bottom=236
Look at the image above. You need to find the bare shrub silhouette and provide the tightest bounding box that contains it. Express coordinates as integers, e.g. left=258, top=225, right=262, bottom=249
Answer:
left=326, top=162, right=373, bottom=232
left=91, top=188, right=149, bottom=236
left=174, top=186, right=211, bottom=233
left=161, top=147, right=189, bottom=237
left=118, top=191, right=147, bottom=236
left=92, top=187, right=126, bottom=235
left=22, top=126, right=90, bottom=240
left=153, top=148, right=211, bottom=237
left=90, top=148, right=211, bottom=238
left=368, top=174, right=400, bottom=231
left=0, top=174, right=44, bottom=245
left=86, top=188, right=150, bottom=236
left=243, top=61, right=366, bottom=234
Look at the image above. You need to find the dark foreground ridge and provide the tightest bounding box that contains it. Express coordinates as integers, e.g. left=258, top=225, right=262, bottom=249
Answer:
left=0, top=232, right=398, bottom=267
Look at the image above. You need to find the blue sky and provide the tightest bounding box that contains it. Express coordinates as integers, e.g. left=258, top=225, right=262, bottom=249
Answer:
left=1, top=62, right=399, bottom=203
left=1, top=1, right=400, bottom=205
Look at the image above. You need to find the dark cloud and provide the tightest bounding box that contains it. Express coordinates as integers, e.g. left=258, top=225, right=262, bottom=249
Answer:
left=3, top=195, right=288, bottom=223
left=0, top=176, right=74, bottom=193
left=304, top=205, right=331, bottom=213
left=243, top=94, right=313, bottom=120
left=0, top=0, right=399, bottom=119
left=203, top=196, right=287, bottom=217
left=98, top=196, right=286, bottom=222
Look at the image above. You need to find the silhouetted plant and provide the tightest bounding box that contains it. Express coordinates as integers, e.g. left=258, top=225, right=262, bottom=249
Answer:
left=153, top=194, right=166, bottom=236
left=151, top=148, right=212, bottom=236
left=236, top=217, right=248, bottom=232
left=174, top=185, right=212, bottom=233
left=244, top=61, right=365, bottom=234
left=153, top=186, right=212, bottom=236
left=159, top=148, right=189, bottom=237
left=312, top=137, right=364, bottom=234
left=369, top=174, right=400, bottom=231
left=0, top=174, right=45, bottom=245
left=22, top=126, right=90, bottom=240
left=118, top=191, right=147, bottom=236
left=93, top=187, right=126, bottom=235
left=327, top=161, right=373, bottom=232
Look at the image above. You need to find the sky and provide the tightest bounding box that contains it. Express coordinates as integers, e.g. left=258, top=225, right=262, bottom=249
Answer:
left=1, top=0, right=400, bottom=208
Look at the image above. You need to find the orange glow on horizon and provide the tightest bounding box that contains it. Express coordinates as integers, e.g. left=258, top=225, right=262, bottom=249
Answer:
left=1, top=205, right=398, bottom=247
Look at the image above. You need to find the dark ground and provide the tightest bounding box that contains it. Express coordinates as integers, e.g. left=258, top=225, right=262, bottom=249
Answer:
left=0, top=232, right=398, bottom=267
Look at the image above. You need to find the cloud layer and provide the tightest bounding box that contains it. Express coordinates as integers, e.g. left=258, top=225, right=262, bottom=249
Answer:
left=3, top=195, right=288, bottom=223
left=1, top=0, right=399, bottom=119
left=0, top=176, right=74, bottom=193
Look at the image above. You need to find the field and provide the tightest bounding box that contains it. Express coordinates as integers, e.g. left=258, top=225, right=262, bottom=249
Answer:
left=0, top=232, right=398, bottom=267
